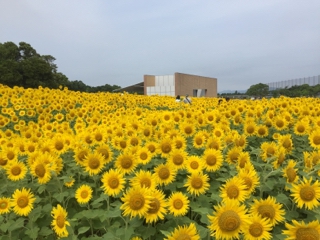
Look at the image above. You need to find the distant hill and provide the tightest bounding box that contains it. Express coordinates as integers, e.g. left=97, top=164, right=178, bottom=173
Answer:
left=218, top=90, right=247, bottom=94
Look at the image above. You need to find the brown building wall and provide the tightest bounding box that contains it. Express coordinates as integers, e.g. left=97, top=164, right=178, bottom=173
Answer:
left=174, top=73, right=217, bottom=97
left=143, top=75, right=155, bottom=94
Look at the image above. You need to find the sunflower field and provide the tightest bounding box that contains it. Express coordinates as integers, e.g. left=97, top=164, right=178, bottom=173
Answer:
left=0, top=84, right=320, bottom=240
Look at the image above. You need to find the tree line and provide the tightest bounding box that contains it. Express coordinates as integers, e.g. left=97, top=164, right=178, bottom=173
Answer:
left=246, top=83, right=320, bottom=98
left=0, top=41, right=121, bottom=92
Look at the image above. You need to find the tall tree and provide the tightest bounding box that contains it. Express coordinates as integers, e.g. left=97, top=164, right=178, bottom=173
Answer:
left=246, top=83, right=269, bottom=98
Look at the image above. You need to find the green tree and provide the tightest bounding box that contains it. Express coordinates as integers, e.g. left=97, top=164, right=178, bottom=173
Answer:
left=246, top=83, right=269, bottom=98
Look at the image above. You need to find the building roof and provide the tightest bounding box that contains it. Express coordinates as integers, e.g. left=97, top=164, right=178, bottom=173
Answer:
left=112, top=82, right=144, bottom=93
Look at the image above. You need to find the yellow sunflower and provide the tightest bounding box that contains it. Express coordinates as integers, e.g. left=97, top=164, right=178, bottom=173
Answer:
left=243, top=120, right=257, bottom=136
left=115, top=152, right=137, bottom=175
left=180, top=121, right=195, bottom=137
left=167, top=149, right=187, bottom=170
left=272, top=146, right=287, bottom=169
left=83, top=152, right=105, bottom=176
left=226, top=146, right=243, bottom=165
left=238, top=165, right=260, bottom=194
left=95, top=144, right=113, bottom=164
left=192, top=132, right=206, bottom=149
left=144, top=141, right=158, bottom=155
left=272, top=116, right=289, bottom=131
left=293, top=119, right=310, bottom=135
left=242, top=214, right=273, bottom=240
left=167, top=191, right=190, bottom=217
left=206, top=136, right=222, bottom=150
left=283, top=219, right=320, bottom=240
left=144, top=189, right=167, bottom=224
left=164, top=223, right=200, bottom=240
left=185, top=155, right=204, bottom=173
left=184, top=172, right=210, bottom=196
left=290, top=177, right=320, bottom=210
left=153, top=163, right=177, bottom=186
left=30, top=155, right=54, bottom=184
left=172, top=135, right=187, bottom=150
left=130, top=170, right=156, bottom=189
left=51, top=204, right=70, bottom=238
left=202, top=148, right=223, bottom=172
left=256, top=125, right=269, bottom=138
left=278, top=134, right=293, bottom=153
left=237, top=151, right=251, bottom=169
left=309, top=128, right=320, bottom=150
left=208, top=199, right=250, bottom=240
left=283, top=160, right=299, bottom=184
left=120, top=187, right=152, bottom=218
left=5, top=160, right=27, bottom=181
left=75, top=184, right=93, bottom=204
left=234, top=134, right=247, bottom=149
left=220, top=176, right=249, bottom=202
left=11, top=188, right=36, bottom=216
left=136, top=147, right=152, bottom=165
left=158, top=138, right=174, bottom=157
left=249, top=196, right=285, bottom=226
left=260, top=141, right=278, bottom=162
left=0, top=197, right=11, bottom=214
left=101, top=169, right=126, bottom=197
left=64, top=176, right=75, bottom=188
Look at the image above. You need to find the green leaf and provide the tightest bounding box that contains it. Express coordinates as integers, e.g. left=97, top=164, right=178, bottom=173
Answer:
left=77, top=226, right=90, bottom=235
left=106, top=208, right=121, bottom=218
left=0, top=221, right=11, bottom=232
left=25, top=226, right=40, bottom=239
left=39, top=226, right=53, bottom=236
left=8, top=218, right=25, bottom=231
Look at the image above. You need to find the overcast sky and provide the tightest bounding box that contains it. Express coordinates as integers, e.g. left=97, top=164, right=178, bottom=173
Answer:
left=1, top=1, right=320, bottom=92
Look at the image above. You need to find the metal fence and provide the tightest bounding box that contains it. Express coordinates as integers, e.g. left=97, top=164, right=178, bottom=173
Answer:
left=267, top=75, right=320, bottom=90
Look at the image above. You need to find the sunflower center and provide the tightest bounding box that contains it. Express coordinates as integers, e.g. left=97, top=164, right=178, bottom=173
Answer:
left=17, top=196, right=29, bottom=208
left=175, top=141, right=183, bottom=149
left=282, top=139, right=291, bottom=149
left=158, top=168, right=170, bottom=180
left=243, top=177, right=252, bottom=190
left=173, top=199, right=183, bottom=209
left=286, top=168, right=296, bottom=183
left=249, top=222, right=263, bottom=237
left=206, top=155, right=216, bottom=166
left=55, top=141, right=64, bottom=150
left=108, top=177, right=119, bottom=189
left=0, top=201, right=8, bottom=209
left=313, top=136, right=320, bottom=145
left=140, top=152, right=148, bottom=160
left=246, top=125, right=255, bottom=134
left=296, top=228, right=319, bottom=240
left=276, top=120, right=284, bottom=128
left=85, top=136, right=92, bottom=144
left=129, top=193, right=145, bottom=210
left=144, top=129, right=150, bottom=137
left=191, top=177, right=203, bottom=189
left=267, top=147, right=275, bottom=157
left=121, top=156, right=132, bottom=169
left=297, top=125, right=305, bottom=133
left=148, top=145, right=156, bottom=153
left=236, top=138, right=246, bottom=147
left=173, top=155, right=183, bottom=165
left=176, top=234, right=191, bottom=240
left=95, top=133, right=103, bottom=141
left=195, top=138, right=203, bottom=145
left=184, top=126, right=192, bottom=135
left=148, top=198, right=160, bottom=214
left=78, top=151, right=87, bottom=162
left=229, top=152, right=239, bottom=163
left=258, top=205, right=275, bottom=219
left=120, top=140, right=127, bottom=149
left=80, top=190, right=89, bottom=199
left=35, top=164, right=46, bottom=178
left=300, top=186, right=315, bottom=201
left=0, top=157, right=8, bottom=166
left=11, top=166, right=22, bottom=176
left=161, top=143, right=171, bottom=154
left=7, top=151, right=15, bottom=160
left=227, top=185, right=240, bottom=199
left=130, top=138, right=138, bottom=146
left=219, top=210, right=240, bottom=232
left=56, top=215, right=65, bottom=228
left=89, top=157, right=100, bottom=169
left=208, top=115, right=214, bottom=121
left=140, top=178, right=151, bottom=188
left=98, top=149, right=109, bottom=159
left=190, top=161, right=199, bottom=169
left=258, top=128, right=266, bottom=135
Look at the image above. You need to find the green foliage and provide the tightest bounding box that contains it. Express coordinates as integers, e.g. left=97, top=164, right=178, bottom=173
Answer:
left=246, top=83, right=269, bottom=97
left=271, top=83, right=320, bottom=97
